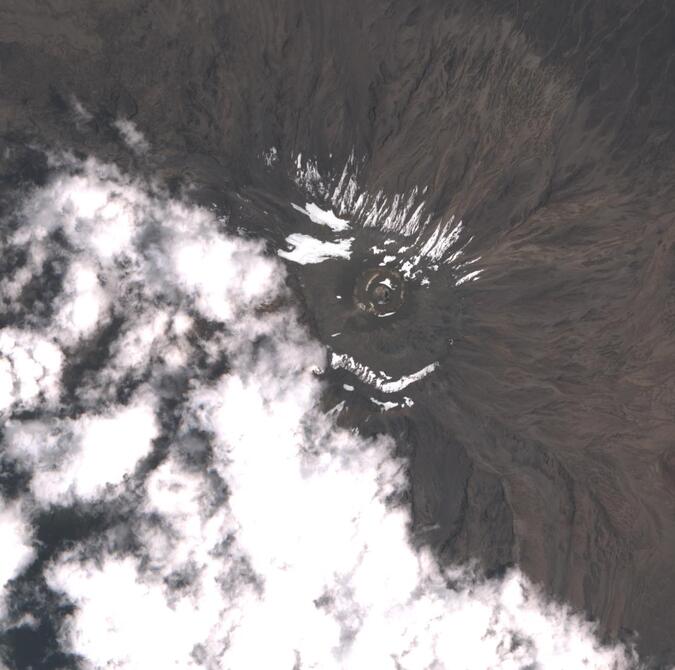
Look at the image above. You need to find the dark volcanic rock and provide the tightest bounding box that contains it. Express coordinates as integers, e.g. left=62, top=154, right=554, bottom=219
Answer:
left=2, top=0, right=675, bottom=665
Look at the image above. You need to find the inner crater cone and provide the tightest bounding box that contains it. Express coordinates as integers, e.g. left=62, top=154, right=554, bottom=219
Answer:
left=353, top=268, right=405, bottom=317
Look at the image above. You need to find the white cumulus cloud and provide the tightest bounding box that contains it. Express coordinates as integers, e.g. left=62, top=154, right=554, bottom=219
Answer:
left=0, top=330, right=63, bottom=413
left=114, top=119, right=150, bottom=154
left=0, top=156, right=639, bottom=669
left=7, top=396, right=158, bottom=506
left=0, top=501, right=34, bottom=617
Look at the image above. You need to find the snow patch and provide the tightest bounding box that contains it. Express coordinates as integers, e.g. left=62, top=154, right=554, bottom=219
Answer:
left=292, top=202, right=351, bottom=232
left=456, top=269, right=484, bottom=286
left=278, top=234, right=353, bottom=264
left=330, top=353, right=439, bottom=393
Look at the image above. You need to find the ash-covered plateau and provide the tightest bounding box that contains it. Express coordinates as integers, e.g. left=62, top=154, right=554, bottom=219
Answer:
left=1, top=1, right=675, bottom=669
